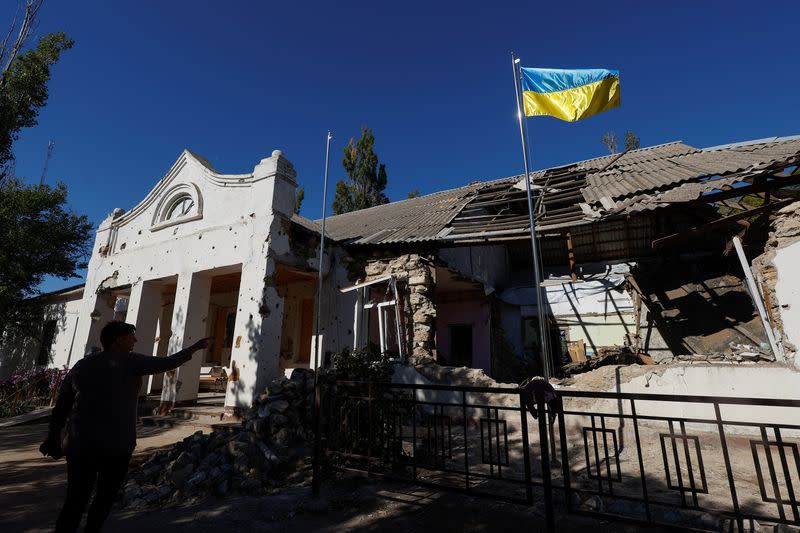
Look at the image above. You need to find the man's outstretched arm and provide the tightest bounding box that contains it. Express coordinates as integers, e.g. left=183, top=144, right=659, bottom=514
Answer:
left=129, top=337, right=213, bottom=376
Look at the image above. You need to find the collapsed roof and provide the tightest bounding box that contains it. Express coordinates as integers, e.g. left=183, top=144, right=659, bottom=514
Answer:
left=303, top=135, right=800, bottom=246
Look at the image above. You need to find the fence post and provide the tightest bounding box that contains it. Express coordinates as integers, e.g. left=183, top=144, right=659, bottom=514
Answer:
left=519, top=391, right=533, bottom=505
left=556, top=395, right=572, bottom=514
left=312, top=376, right=324, bottom=496
left=537, top=398, right=555, bottom=533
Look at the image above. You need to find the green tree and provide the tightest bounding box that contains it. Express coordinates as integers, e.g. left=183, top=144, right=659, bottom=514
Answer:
left=294, top=186, right=304, bottom=214
left=624, top=130, right=641, bottom=151
left=332, top=127, right=389, bottom=215
left=602, top=130, right=641, bottom=154
left=0, top=179, right=91, bottom=336
left=602, top=131, right=619, bottom=154
left=0, top=2, right=90, bottom=337
left=1, top=4, right=73, bottom=180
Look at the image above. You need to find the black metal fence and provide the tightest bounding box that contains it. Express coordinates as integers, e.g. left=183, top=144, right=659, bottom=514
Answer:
left=321, top=380, right=800, bottom=532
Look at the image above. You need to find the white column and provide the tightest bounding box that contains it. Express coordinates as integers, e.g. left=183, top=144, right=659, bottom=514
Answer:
left=126, top=281, right=161, bottom=354
left=79, top=292, right=116, bottom=358
left=160, top=272, right=211, bottom=407
left=126, top=281, right=162, bottom=395
left=224, top=258, right=283, bottom=411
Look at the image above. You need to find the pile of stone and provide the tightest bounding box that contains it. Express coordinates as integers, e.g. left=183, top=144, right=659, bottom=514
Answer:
left=122, top=368, right=315, bottom=509
left=562, top=346, right=641, bottom=376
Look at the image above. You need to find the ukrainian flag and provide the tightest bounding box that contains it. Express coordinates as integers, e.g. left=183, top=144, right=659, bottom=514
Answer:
left=521, top=68, right=620, bottom=122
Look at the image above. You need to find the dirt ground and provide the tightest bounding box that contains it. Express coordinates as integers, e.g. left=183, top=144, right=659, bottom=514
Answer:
left=0, top=420, right=683, bottom=533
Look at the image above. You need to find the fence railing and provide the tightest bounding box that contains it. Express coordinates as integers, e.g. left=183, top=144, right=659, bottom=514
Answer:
left=321, top=380, right=800, bottom=532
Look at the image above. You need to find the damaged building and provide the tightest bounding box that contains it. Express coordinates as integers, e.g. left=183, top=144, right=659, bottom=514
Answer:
left=3, top=135, right=800, bottom=412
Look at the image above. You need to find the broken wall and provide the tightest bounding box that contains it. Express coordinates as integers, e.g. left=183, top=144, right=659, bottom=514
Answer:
left=435, top=297, right=491, bottom=373
left=349, top=253, right=437, bottom=363
left=498, top=261, right=638, bottom=360
left=753, top=201, right=800, bottom=368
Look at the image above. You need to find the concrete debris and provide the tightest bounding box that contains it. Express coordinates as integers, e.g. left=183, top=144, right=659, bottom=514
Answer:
left=122, top=368, right=315, bottom=508
left=561, top=346, right=640, bottom=377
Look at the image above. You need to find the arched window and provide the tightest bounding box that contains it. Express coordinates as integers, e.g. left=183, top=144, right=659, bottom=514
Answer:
left=150, top=183, right=203, bottom=231
left=164, top=194, right=196, bottom=222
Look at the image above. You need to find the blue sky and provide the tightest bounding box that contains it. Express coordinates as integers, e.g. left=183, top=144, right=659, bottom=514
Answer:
left=10, top=1, right=799, bottom=291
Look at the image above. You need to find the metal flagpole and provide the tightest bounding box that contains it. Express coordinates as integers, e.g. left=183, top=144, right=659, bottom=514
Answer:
left=511, top=52, right=553, bottom=379
left=312, top=130, right=332, bottom=496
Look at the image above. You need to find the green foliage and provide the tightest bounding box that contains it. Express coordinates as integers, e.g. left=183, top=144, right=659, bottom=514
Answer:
left=602, top=130, right=641, bottom=154
left=0, top=179, right=92, bottom=337
left=0, top=31, right=73, bottom=178
left=0, top=366, right=66, bottom=418
left=406, top=189, right=421, bottom=199
left=294, top=186, right=304, bottom=214
left=332, top=127, right=389, bottom=215
left=602, top=131, right=618, bottom=154
left=624, top=130, right=641, bottom=151
left=331, top=345, right=394, bottom=382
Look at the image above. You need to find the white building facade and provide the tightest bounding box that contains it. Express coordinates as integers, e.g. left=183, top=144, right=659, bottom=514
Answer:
left=2, top=149, right=354, bottom=415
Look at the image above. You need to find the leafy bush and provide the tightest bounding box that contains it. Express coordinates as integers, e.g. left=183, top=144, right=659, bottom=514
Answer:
left=0, top=367, right=66, bottom=418
left=330, top=345, right=394, bottom=382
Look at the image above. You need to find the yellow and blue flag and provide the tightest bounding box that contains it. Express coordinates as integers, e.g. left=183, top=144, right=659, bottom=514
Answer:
left=521, top=68, right=620, bottom=122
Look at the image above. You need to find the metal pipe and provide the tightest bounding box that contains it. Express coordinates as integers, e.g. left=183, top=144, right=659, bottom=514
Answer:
left=511, top=52, right=552, bottom=378
left=312, top=130, right=332, bottom=497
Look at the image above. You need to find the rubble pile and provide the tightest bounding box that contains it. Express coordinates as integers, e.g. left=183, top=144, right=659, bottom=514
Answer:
left=121, top=368, right=315, bottom=509
left=562, top=346, right=641, bottom=376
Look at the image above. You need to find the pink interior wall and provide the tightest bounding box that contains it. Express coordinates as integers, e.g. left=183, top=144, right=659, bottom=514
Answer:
left=436, top=299, right=491, bottom=375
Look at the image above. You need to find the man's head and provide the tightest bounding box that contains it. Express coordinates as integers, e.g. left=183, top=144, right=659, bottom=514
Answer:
left=100, top=321, right=137, bottom=352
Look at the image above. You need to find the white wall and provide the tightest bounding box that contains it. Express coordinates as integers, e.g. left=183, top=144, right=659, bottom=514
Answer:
left=497, top=261, right=636, bottom=356
left=773, top=240, right=800, bottom=366
left=47, top=298, right=84, bottom=369
left=0, top=289, right=84, bottom=379
left=559, top=365, right=800, bottom=436
left=438, top=245, right=511, bottom=290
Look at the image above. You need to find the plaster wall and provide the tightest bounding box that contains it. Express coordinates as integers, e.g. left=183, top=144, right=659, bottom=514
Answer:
left=773, top=240, right=800, bottom=364
left=438, top=245, right=511, bottom=289
left=436, top=299, right=491, bottom=373
left=498, top=261, right=636, bottom=356
left=279, top=280, right=315, bottom=368
left=56, top=149, right=307, bottom=410
left=306, top=248, right=355, bottom=369
left=0, top=292, right=83, bottom=379
left=574, top=365, right=800, bottom=435
left=45, top=298, right=84, bottom=370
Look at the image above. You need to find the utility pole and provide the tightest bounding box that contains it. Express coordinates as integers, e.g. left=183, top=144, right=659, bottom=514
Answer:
left=40, top=139, right=55, bottom=185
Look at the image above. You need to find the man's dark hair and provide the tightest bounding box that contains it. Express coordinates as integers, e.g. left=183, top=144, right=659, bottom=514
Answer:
left=100, top=321, right=136, bottom=350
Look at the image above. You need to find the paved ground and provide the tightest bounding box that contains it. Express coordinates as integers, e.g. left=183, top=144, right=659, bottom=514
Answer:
left=0, top=419, right=684, bottom=533
left=0, top=419, right=198, bottom=532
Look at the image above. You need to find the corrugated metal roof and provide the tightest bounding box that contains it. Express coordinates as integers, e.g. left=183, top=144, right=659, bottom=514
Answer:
left=320, top=183, right=483, bottom=245
left=314, top=136, right=800, bottom=246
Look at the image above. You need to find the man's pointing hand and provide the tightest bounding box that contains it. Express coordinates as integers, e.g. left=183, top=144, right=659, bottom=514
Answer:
left=188, top=337, right=214, bottom=353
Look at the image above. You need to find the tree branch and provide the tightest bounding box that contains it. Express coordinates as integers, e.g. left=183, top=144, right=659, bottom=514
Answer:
left=1, top=0, right=44, bottom=79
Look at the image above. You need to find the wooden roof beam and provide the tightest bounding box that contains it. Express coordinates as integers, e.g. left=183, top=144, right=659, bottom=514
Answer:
left=652, top=198, right=792, bottom=249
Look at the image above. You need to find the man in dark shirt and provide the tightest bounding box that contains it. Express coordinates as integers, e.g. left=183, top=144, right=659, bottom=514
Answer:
left=41, top=320, right=211, bottom=533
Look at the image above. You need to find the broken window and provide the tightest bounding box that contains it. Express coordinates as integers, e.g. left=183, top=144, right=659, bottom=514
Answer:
left=340, top=275, right=405, bottom=359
